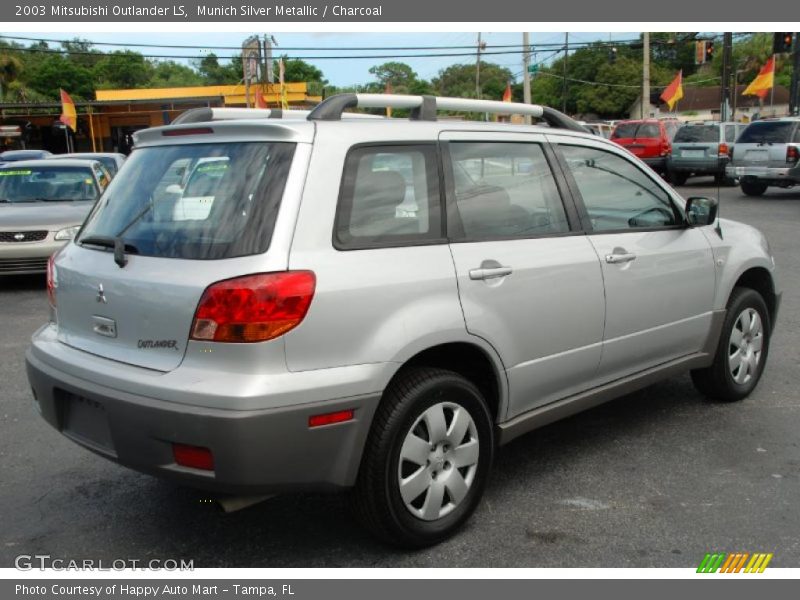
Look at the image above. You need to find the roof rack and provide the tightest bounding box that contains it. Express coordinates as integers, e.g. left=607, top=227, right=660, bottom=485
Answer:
left=172, top=106, right=385, bottom=125
left=172, top=107, right=310, bottom=124
left=306, top=93, right=589, bottom=133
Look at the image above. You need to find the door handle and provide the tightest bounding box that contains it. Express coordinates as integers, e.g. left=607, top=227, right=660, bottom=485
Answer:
left=605, top=252, right=637, bottom=264
left=469, top=266, right=513, bottom=280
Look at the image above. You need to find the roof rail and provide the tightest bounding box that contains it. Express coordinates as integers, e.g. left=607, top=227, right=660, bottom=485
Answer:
left=307, top=93, right=589, bottom=133
left=172, top=107, right=310, bottom=124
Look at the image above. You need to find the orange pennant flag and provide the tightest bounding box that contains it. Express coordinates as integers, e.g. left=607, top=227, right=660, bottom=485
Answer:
left=659, top=70, right=684, bottom=111
left=502, top=82, right=512, bottom=102
left=59, top=89, right=77, bottom=132
left=743, top=56, right=775, bottom=98
left=255, top=86, right=268, bottom=109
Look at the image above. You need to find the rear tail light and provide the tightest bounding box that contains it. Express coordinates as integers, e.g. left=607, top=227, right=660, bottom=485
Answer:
left=191, top=271, right=316, bottom=343
left=719, top=143, right=730, bottom=157
left=787, top=145, right=799, bottom=163
left=172, top=443, right=214, bottom=471
left=46, top=254, right=57, bottom=309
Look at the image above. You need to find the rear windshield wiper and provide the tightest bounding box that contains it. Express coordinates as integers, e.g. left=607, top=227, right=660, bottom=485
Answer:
left=80, top=235, right=139, bottom=267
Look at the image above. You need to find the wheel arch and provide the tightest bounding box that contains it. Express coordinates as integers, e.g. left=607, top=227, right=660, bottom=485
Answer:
left=731, top=266, right=778, bottom=330
left=384, top=340, right=508, bottom=424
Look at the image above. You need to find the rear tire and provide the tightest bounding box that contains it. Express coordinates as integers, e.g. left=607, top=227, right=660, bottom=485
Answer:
left=691, top=287, right=771, bottom=402
left=741, top=180, right=768, bottom=196
left=353, top=367, right=494, bottom=548
left=670, top=171, right=688, bottom=186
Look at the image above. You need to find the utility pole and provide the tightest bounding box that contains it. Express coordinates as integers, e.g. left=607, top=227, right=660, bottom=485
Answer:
left=522, top=32, right=532, bottom=124
left=790, top=33, right=800, bottom=115
left=562, top=32, right=569, bottom=113
left=476, top=32, right=482, bottom=99
left=642, top=32, right=650, bottom=119
left=721, top=33, right=733, bottom=121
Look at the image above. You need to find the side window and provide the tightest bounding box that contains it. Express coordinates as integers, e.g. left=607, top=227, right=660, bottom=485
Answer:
left=559, top=145, right=681, bottom=231
left=335, top=145, right=441, bottom=248
left=793, top=125, right=800, bottom=143
left=448, top=141, right=569, bottom=240
left=725, top=125, right=737, bottom=143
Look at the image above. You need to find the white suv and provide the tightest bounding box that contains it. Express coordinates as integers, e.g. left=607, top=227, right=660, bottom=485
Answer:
left=27, top=95, right=780, bottom=547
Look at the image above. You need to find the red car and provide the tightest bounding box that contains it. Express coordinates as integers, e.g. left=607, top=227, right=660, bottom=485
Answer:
left=610, top=119, right=681, bottom=175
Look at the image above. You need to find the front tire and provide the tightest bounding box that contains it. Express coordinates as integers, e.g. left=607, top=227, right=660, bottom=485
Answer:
left=353, top=367, right=494, bottom=548
left=741, top=179, right=768, bottom=196
left=691, top=287, right=771, bottom=402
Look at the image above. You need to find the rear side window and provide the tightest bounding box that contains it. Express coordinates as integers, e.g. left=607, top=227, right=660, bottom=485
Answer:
left=738, top=121, right=796, bottom=144
left=447, top=141, right=569, bottom=240
left=335, top=144, right=442, bottom=249
left=675, top=125, right=719, bottom=143
left=725, top=125, right=737, bottom=143
left=560, top=145, right=680, bottom=231
left=78, top=142, right=295, bottom=260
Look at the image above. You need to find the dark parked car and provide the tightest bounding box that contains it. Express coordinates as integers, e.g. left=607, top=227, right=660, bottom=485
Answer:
left=668, top=122, right=746, bottom=185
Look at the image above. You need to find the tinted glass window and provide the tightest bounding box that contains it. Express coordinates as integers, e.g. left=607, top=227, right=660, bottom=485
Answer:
left=448, top=142, right=569, bottom=239
left=724, top=125, right=737, bottom=142
left=675, top=125, right=719, bottom=143
left=613, top=122, right=660, bottom=139
left=335, top=145, right=441, bottom=248
left=78, top=142, right=295, bottom=260
left=560, top=145, right=679, bottom=231
left=738, top=121, right=796, bottom=143
left=0, top=166, right=98, bottom=202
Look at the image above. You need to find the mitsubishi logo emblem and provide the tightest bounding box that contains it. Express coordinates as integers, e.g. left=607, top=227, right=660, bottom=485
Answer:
left=14, top=233, right=25, bottom=241
left=96, top=283, right=107, bottom=304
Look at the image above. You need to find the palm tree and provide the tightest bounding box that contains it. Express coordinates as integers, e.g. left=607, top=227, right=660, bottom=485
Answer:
left=0, top=54, right=22, bottom=100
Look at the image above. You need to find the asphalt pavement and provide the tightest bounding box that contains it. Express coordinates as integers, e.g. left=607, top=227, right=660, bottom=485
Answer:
left=1, top=178, right=798, bottom=568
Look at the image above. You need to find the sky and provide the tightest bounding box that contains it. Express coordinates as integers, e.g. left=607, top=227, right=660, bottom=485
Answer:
left=13, top=31, right=636, bottom=87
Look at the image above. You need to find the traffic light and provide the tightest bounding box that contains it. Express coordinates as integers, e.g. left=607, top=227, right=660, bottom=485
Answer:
left=705, top=40, right=714, bottom=61
left=774, top=32, right=793, bottom=54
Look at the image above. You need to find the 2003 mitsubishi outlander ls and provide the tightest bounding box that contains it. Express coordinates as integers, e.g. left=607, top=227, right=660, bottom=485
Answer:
left=27, top=95, right=780, bottom=547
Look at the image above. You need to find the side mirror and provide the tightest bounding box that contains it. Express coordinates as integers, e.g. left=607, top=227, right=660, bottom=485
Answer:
left=686, top=196, right=719, bottom=226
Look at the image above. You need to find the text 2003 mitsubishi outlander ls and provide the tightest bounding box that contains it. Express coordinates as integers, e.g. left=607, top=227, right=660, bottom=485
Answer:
left=27, top=95, right=780, bottom=547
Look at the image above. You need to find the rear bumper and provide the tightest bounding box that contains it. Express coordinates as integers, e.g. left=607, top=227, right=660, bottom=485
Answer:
left=26, top=331, right=382, bottom=494
left=727, top=164, right=800, bottom=184
left=640, top=156, right=667, bottom=172
left=668, top=157, right=727, bottom=174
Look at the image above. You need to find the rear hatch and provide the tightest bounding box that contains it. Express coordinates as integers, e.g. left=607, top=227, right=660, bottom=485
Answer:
left=733, top=120, right=798, bottom=167
left=611, top=121, right=664, bottom=159
left=54, top=138, right=297, bottom=372
left=671, top=124, right=720, bottom=161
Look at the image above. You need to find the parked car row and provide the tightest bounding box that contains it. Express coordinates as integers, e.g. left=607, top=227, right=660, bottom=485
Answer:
left=0, top=152, right=126, bottom=275
left=607, top=116, right=800, bottom=196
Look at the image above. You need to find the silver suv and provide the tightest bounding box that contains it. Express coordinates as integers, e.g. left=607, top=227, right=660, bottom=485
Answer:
left=27, top=95, right=781, bottom=547
left=727, top=117, right=800, bottom=196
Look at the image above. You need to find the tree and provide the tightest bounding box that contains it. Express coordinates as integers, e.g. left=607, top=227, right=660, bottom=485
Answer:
left=278, top=56, right=326, bottom=84
left=195, top=52, right=241, bottom=85
left=0, top=54, right=22, bottom=99
left=148, top=61, right=205, bottom=88
left=24, top=54, right=94, bottom=99
left=368, top=62, right=416, bottom=89
left=93, top=50, right=153, bottom=89
left=432, top=62, right=514, bottom=101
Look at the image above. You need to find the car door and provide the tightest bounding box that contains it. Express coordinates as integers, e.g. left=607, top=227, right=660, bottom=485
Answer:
left=551, top=136, right=716, bottom=382
left=441, top=131, right=606, bottom=418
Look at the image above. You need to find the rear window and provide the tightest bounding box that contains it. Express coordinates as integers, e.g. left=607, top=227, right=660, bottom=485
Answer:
left=0, top=166, right=98, bottom=202
left=674, top=125, right=719, bottom=143
left=613, top=122, right=660, bottom=139
left=738, top=121, right=796, bottom=144
left=78, top=142, right=295, bottom=260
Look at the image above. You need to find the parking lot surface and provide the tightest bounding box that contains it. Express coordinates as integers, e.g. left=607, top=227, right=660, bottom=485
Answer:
left=1, top=179, right=798, bottom=568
